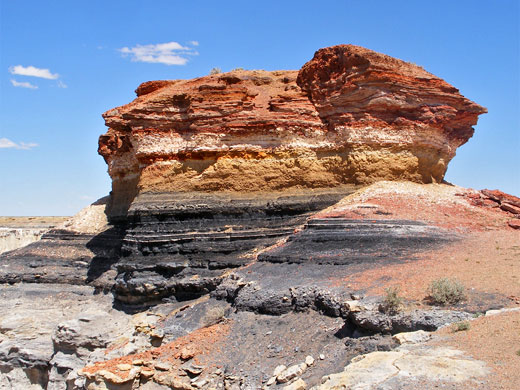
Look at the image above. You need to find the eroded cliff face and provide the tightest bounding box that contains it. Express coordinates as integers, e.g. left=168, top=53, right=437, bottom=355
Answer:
left=4, top=45, right=513, bottom=390
left=0, top=217, right=68, bottom=255
left=98, top=45, right=486, bottom=218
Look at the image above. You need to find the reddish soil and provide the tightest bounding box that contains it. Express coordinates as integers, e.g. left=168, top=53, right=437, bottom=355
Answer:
left=324, top=183, right=520, bottom=308
left=82, top=321, right=231, bottom=379
left=432, top=310, right=520, bottom=390
left=316, top=189, right=516, bottom=233
left=325, top=182, right=520, bottom=389
left=342, top=230, right=520, bottom=308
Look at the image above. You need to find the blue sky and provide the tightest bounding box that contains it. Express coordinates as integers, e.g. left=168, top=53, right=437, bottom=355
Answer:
left=1, top=0, right=518, bottom=216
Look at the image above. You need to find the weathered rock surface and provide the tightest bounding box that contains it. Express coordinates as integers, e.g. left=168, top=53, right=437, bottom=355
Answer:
left=99, top=44, right=486, bottom=219
left=1, top=182, right=516, bottom=389
left=392, top=330, right=432, bottom=345
left=0, top=284, right=135, bottom=390
left=312, top=345, right=489, bottom=390
left=2, top=45, right=517, bottom=390
left=0, top=217, right=68, bottom=255
left=1, top=178, right=517, bottom=389
left=0, top=197, right=122, bottom=292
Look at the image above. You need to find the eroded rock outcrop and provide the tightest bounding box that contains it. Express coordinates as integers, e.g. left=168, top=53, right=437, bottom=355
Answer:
left=94, top=45, right=488, bottom=305
left=0, top=217, right=68, bottom=255
left=3, top=45, right=517, bottom=390
left=99, top=44, right=486, bottom=219
left=0, top=197, right=121, bottom=290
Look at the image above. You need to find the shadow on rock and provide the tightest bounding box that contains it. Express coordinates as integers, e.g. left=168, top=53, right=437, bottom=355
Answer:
left=85, top=224, right=127, bottom=289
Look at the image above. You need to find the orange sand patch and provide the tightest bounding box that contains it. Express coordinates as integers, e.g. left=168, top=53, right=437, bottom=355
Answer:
left=431, top=310, right=520, bottom=390
left=82, top=321, right=231, bottom=379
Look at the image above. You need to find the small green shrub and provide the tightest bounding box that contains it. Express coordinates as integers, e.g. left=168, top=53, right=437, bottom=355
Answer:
left=452, top=321, right=470, bottom=332
left=516, top=349, right=520, bottom=357
left=427, top=278, right=466, bottom=305
left=209, top=67, right=222, bottom=75
left=232, top=67, right=244, bottom=71
left=380, top=286, right=403, bottom=314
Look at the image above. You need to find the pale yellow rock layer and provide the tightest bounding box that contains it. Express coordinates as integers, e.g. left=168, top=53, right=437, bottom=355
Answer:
left=98, top=45, right=487, bottom=217
left=312, top=346, right=488, bottom=390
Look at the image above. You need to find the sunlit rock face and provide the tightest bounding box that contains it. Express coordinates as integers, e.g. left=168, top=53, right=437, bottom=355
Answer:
left=98, top=44, right=486, bottom=219
left=297, top=45, right=486, bottom=179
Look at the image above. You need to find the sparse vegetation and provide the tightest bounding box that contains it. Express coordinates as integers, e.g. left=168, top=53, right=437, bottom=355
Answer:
left=201, top=306, right=227, bottom=327
left=380, top=286, right=403, bottom=314
left=516, top=349, right=520, bottom=357
left=209, top=67, right=222, bottom=75
left=427, top=278, right=466, bottom=305
left=232, top=67, right=244, bottom=71
left=452, top=321, right=470, bottom=332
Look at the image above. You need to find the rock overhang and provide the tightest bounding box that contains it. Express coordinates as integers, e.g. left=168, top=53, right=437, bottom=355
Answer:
left=98, top=44, right=487, bottom=219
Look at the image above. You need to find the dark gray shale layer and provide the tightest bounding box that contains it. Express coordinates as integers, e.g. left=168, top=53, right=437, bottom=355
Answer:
left=113, top=190, right=354, bottom=304
left=258, top=219, right=455, bottom=264
left=0, top=191, right=498, bottom=390
left=113, top=190, right=457, bottom=304
left=0, top=189, right=458, bottom=306
left=0, top=227, right=124, bottom=288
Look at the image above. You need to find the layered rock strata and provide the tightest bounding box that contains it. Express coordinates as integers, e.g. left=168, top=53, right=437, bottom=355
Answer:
left=258, top=219, right=455, bottom=265
left=94, top=45, right=487, bottom=304
left=3, top=45, right=511, bottom=390
left=113, top=189, right=352, bottom=304
left=1, top=182, right=518, bottom=390
left=0, top=217, right=68, bottom=255
left=0, top=198, right=121, bottom=290
left=99, top=44, right=486, bottom=219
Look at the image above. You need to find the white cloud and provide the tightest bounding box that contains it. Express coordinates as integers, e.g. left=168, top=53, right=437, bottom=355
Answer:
left=119, top=41, right=198, bottom=65
left=0, top=138, right=17, bottom=148
left=18, top=142, right=38, bottom=149
left=57, top=80, right=68, bottom=88
left=9, top=65, right=59, bottom=79
left=10, top=79, right=38, bottom=89
left=0, top=138, right=38, bottom=150
left=189, top=40, right=199, bottom=46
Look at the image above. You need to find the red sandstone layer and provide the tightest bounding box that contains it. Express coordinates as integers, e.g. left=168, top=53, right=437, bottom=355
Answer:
left=98, top=45, right=486, bottom=216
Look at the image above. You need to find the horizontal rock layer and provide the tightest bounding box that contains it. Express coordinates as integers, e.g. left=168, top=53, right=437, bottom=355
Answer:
left=1, top=182, right=518, bottom=389
left=113, top=189, right=353, bottom=304
left=99, top=44, right=486, bottom=219
left=258, top=219, right=455, bottom=265
left=0, top=228, right=123, bottom=288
